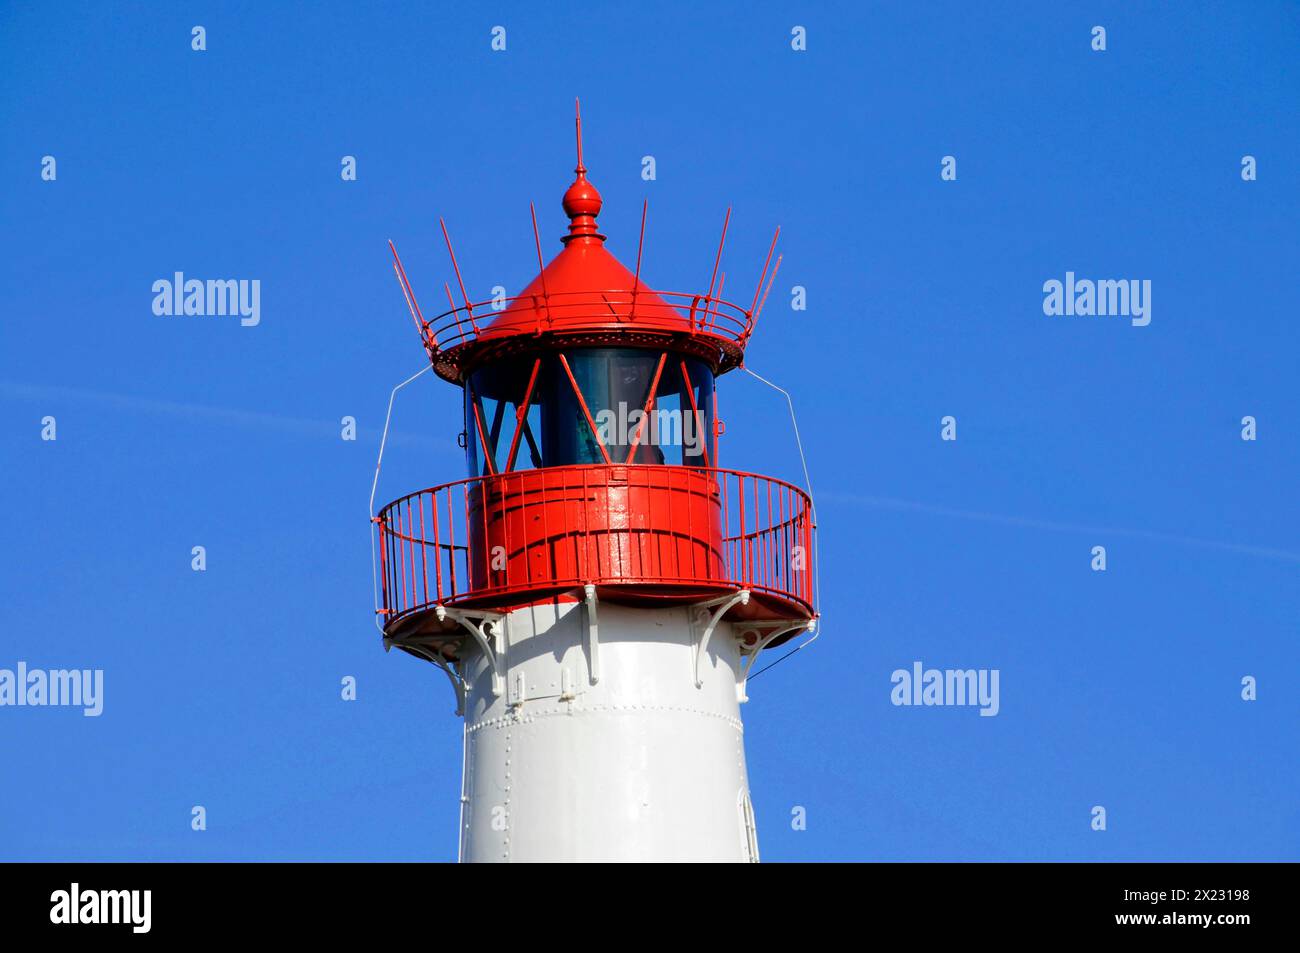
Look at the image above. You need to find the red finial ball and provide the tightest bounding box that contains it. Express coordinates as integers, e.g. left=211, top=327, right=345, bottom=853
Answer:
left=561, top=169, right=604, bottom=243
left=562, top=175, right=603, bottom=221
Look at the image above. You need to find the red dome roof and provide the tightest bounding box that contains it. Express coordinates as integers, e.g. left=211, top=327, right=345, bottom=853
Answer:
left=411, top=102, right=767, bottom=383
left=474, top=175, right=691, bottom=344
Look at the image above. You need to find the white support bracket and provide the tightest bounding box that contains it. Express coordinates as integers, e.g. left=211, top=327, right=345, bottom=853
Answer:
left=436, top=605, right=506, bottom=698
left=693, top=589, right=749, bottom=689
left=381, top=636, right=468, bottom=716
left=428, top=653, right=467, bottom=716
left=736, top=619, right=815, bottom=703
left=583, top=583, right=601, bottom=685
left=431, top=657, right=467, bottom=717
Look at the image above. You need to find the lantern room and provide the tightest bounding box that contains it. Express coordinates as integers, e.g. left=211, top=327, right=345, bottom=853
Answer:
left=374, top=104, right=817, bottom=658
left=464, top=349, right=716, bottom=473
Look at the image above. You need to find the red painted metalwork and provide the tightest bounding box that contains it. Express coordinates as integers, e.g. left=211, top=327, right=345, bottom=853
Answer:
left=556, top=353, right=613, bottom=466
left=387, top=241, right=429, bottom=345
left=400, top=104, right=765, bottom=384
left=502, top=357, right=542, bottom=472
left=751, top=227, right=780, bottom=315
left=623, top=351, right=668, bottom=464
left=756, top=253, right=782, bottom=320
left=680, top=358, right=709, bottom=468
left=706, top=207, right=731, bottom=304
left=376, top=103, right=818, bottom=649
left=712, top=390, right=720, bottom=465
left=376, top=465, right=816, bottom=637
left=467, top=384, right=497, bottom=476
left=631, top=199, right=648, bottom=321
left=439, top=217, right=477, bottom=333
left=421, top=286, right=755, bottom=384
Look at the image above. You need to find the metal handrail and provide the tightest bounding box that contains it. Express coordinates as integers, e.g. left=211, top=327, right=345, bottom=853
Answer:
left=419, top=288, right=755, bottom=354
left=373, top=464, right=816, bottom=628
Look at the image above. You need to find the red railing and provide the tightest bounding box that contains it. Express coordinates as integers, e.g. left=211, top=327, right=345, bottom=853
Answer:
left=420, top=289, right=755, bottom=354
left=373, top=465, right=815, bottom=630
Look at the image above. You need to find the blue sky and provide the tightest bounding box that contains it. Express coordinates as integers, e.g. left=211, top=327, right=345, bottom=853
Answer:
left=1, top=1, right=1296, bottom=861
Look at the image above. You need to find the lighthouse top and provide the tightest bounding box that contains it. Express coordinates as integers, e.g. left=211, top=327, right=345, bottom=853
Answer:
left=375, top=103, right=816, bottom=652
left=389, top=101, right=782, bottom=385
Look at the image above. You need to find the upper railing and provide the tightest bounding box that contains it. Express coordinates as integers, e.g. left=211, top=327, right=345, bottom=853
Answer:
left=409, top=289, right=756, bottom=375
left=373, top=464, right=816, bottom=632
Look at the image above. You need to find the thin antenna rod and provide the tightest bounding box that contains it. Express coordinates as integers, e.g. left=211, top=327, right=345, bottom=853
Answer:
left=630, top=199, right=648, bottom=321
left=755, top=253, right=783, bottom=320
left=709, top=272, right=725, bottom=332
left=530, top=202, right=552, bottom=328
left=706, top=207, right=731, bottom=304
left=750, top=226, right=781, bottom=315
left=392, top=263, right=424, bottom=340
left=387, top=240, right=424, bottom=323
left=444, top=281, right=468, bottom=343
left=388, top=240, right=433, bottom=348
left=529, top=202, right=550, bottom=299
left=574, top=98, right=585, bottom=173
left=439, top=217, right=476, bottom=332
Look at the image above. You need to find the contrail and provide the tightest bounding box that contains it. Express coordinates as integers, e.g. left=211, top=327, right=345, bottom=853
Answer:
left=820, top=491, right=1300, bottom=564
left=0, top=380, right=447, bottom=450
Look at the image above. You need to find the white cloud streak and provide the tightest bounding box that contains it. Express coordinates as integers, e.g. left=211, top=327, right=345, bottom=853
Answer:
left=821, top=491, right=1300, bottom=564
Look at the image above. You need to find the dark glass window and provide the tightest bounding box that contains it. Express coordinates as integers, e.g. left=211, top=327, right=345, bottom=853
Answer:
left=464, top=348, right=715, bottom=475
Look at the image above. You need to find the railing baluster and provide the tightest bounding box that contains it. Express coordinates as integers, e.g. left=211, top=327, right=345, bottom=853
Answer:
left=685, top=467, right=696, bottom=584
left=663, top=468, right=672, bottom=582
left=407, top=498, right=416, bottom=610
left=540, top=468, right=551, bottom=588
left=737, top=476, right=747, bottom=586
left=417, top=494, right=428, bottom=608
left=396, top=504, right=408, bottom=614
left=376, top=516, right=389, bottom=618
left=447, top=488, right=458, bottom=597
left=803, top=495, right=812, bottom=605
left=389, top=509, right=397, bottom=615
left=786, top=486, right=794, bottom=594
left=649, top=468, right=659, bottom=583
left=579, top=467, right=589, bottom=583
left=603, top=465, right=613, bottom=585
left=497, top=477, right=503, bottom=588
left=481, top=472, right=492, bottom=593
left=719, top=469, right=730, bottom=581
left=430, top=490, right=443, bottom=603
left=652, top=468, right=661, bottom=583
left=774, top=483, right=785, bottom=595
left=521, top=470, right=532, bottom=587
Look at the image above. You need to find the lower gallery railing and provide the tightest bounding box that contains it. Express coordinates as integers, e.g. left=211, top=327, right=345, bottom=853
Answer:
left=375, top=464, right=815, bottom=627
